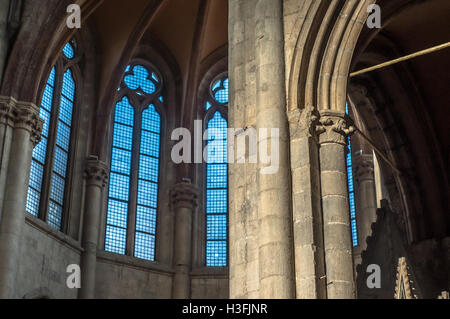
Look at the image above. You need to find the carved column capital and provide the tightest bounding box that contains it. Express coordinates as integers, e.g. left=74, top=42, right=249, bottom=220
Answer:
left=316, top=110, right=355, bottom=146
left=288, top=106, right=321, bottom=141
left=353, top=153, right=375, bottom=182
left=170, top=181, right=199, bottom=210
left=0, top=96, right=44, bottom=146
left=84, top=159, right=109, bottom=188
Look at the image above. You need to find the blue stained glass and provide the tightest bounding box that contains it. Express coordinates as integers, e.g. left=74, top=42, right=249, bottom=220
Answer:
left=56, top=122, right=71, bottom=151
left=111, top=148, right=132, bottom=175
left=112, top=124, right=134, bottom=151
left=105, top=226, right=127, bottom=255
left=213, top=78, right=229, bottom=104
left=134, top=232, right=155, bottom=261
left=124, top=65, right=156, bottom=94
left=139, top=155, right=159, bottom=182
left=207, top=164, right=227, bottom=189
left=207, top=215, right=227, bottom=240
left=136, top=206, right=157, bottom=234
left=48, top=201, right=63, bottom=229
left=105, top=97, right=135, bottom=256
left=106, top=200, right=128, bottom=229
left=26, top=187, right=41, bottom=217
left=59, top=96, right=74, bottom=125
left=53, top=147, right=68, bottom=178
left=206, top=241, right=227, bottom=267
left=345, top=103, right=358, bottom=247
left=206, top=110, right=228, bottom=266
left=48, top=67, right=56, bottom=86
left=29, top=161, right=44, bottom=191
left=206, top=101, right=212, bottom=110
left=50, top=174, right=65, bottom=205
left=137, top=180, right=158, bottom=208
left=142, top=105, right=161, bottom=134
left=32, top=137, right=47, bottom=164
left=63, top=42, right=75, bottom=59
left=140, top=131, right=160, bottom=158
left=61, top=69, right=75, bottom=101
left=108, top=173, right=130, bottom=202
left=40, top=110, right=51, bottom=137
left=114, top=97, right=135, bottom=126
left=41, top=85, right=54, bottom=111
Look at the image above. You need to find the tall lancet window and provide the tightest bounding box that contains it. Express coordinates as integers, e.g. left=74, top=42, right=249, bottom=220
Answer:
left=26, top=40, right=80, bottom=231
left=105, top=63, right=163, bottom=261
left=205, top=76, right=229, bottom=267
left=346, top=103, right=358, bottom=247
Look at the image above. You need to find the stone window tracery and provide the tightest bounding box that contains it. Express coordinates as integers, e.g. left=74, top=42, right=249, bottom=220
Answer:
left=105, top=62, right=163, bottom=261
left=26, top=40, right=80, bottom=231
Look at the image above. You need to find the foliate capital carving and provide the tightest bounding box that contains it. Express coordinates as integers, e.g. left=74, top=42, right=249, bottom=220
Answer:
left=84, top=159, right=109, bottom=187
left=0, top=96, right=44, bottom=146
left=288, top=106, right=321, bottom=141
left=316, top=110, right=355, bottom=145
left=170, top=181, right=199, bottom=210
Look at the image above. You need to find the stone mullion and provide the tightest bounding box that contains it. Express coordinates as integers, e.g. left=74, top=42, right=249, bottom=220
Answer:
left=317, top=109, right=356, bottom=299
left=0, top=101, right=43, bottom=298
left=126, top=108, right=142, bottom=257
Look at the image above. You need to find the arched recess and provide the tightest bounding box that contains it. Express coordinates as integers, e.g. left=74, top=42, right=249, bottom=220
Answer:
left=192, top=47, right=228, bottom=269
left=98, top=40, right=181, bottom=265
left=0, top=0, right=102, bottom=103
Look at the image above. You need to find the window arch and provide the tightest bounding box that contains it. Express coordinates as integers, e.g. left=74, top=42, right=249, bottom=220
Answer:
left=204, top=74, right=228, bottom=267
left=105, top=62, right=163, bottom=261
left=26, top=40, right=81, bottom=231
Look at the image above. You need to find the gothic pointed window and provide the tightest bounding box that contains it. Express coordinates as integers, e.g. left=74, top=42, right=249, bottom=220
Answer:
left=205, top=75, right=228, bottom=267
left=26, top=40, right=80, bottom=231
left=105, top=63, right=163, bottom=261
left=346, top=103, right=358, bottom=247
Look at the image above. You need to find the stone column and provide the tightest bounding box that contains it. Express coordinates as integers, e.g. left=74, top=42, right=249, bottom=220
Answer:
left=0, top=101, right=43, bottom=298
left=317, top=110, right=356, bottom=299
left=353, top=153, right=377, bottom=254
left=289, top=107, right=326, bottom=299
left=0, top=96, right=15, bottom=222
left=255, top=0, right=295, bottom=299
left=170, top=181, right=198, bottom=299
left=79, top=159, right=109, bottom=299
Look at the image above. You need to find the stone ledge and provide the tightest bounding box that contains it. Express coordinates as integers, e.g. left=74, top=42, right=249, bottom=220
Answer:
left=25, top=214, right=83, bottom=254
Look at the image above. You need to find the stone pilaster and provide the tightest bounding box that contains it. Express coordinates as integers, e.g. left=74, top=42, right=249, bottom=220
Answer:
left=0, top=99, right=43, bottom=298
left=317, top=110, right=356, bottom=299
left=170, top=181, right=198, bottom=299
left=288, top=106, right=326, bottom=298
left=79, top=159, right=109, bottom=299
left=353, top=153, right=377, bottom=258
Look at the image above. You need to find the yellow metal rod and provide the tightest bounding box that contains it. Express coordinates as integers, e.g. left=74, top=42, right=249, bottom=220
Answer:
left=350, top=42, right=450, bottom=77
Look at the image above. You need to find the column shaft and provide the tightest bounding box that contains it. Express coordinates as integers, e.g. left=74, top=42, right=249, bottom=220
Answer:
left=171, top=182, right=198, bottom=299
left=318, top=110, right=356, bottom=299
left=255, top=0, right=295, bottom=299
left=79, top=160, right=108, bottom=299
left=289, top=108, right=326, bottom=298
left=0, top=101, right=42, bottom=298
